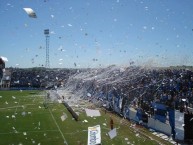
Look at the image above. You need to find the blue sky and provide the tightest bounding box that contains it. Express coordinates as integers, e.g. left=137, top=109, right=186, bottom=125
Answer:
left=1, top=0, right=193, bottom=68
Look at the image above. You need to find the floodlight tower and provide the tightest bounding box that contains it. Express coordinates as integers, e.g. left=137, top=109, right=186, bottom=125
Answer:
left=44, top=29, right=50, bottom=68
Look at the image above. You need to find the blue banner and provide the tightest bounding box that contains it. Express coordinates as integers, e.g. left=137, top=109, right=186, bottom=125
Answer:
left=168, top=108, right=175, bottom=138
left=152, top=102, right=167, bottom=123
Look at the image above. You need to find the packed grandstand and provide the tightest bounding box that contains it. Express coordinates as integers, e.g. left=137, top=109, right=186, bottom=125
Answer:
left=6, top=66, right=193, bottom=111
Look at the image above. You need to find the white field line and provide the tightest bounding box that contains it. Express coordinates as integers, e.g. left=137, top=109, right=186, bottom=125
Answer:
left=64, top=130, right=87, bottom=135
left=26, top=95, right=44, bottom=98
left=32, top=97, right=36, bottom=102
left=0, top=129, right=58, bottom=135
left=0, top=104, right=36, bottom=110
left=49, top=108, right=68, bottom=145
left=0, top=106, right=23, bottom=110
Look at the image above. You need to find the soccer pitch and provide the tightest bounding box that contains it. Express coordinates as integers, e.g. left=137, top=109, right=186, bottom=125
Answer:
left=0, top=90, right=172, bottom=145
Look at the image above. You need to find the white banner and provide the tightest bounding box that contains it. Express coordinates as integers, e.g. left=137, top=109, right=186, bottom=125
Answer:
left=175, top=110, right=184, bottom=140
left=88, top=125, right=101, bottom=145
left=85, top=109, right=101, bottom=117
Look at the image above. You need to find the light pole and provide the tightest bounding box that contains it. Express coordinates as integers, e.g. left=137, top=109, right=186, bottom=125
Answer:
left=44, top=29, right=50, bottom=68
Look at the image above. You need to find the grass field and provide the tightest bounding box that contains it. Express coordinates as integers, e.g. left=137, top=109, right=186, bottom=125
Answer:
left=0, top=90, right=173, bottom=145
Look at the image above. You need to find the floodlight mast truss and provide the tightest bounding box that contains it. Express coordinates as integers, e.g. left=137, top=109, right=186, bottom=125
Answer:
left=44, top=29, right=50, bottom=68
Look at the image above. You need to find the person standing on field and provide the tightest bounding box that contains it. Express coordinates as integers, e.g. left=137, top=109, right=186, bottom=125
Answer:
left=110, top=117, right=114, bottom=130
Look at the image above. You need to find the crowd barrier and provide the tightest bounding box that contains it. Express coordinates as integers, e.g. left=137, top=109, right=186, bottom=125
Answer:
left=126, top=108, right=172, bottom=135
left=101, top=91, right=185, bottom=140
left=148, top=118, right=171, bottom=135
left=108, top=103, right=177, bottom=140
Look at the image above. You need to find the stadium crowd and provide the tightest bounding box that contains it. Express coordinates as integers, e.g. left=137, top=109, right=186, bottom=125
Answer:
left=61, top=66, right=193, bottom=115
left=8, top=66, right=193, bottom=112
left=9, top=68, right=75, bottom=88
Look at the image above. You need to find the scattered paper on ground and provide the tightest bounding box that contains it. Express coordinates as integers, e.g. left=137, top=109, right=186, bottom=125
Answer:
left=61, top=113, right=67, bottom=121
left=108, top=128, right=117, bottom=139
left=58, top=99, right=62, bottom=103
left=83, top=120, right=88, bottom=123
left=85, top=108, right=101, bottom=117
left=22, top=112, right=26, bottom=116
